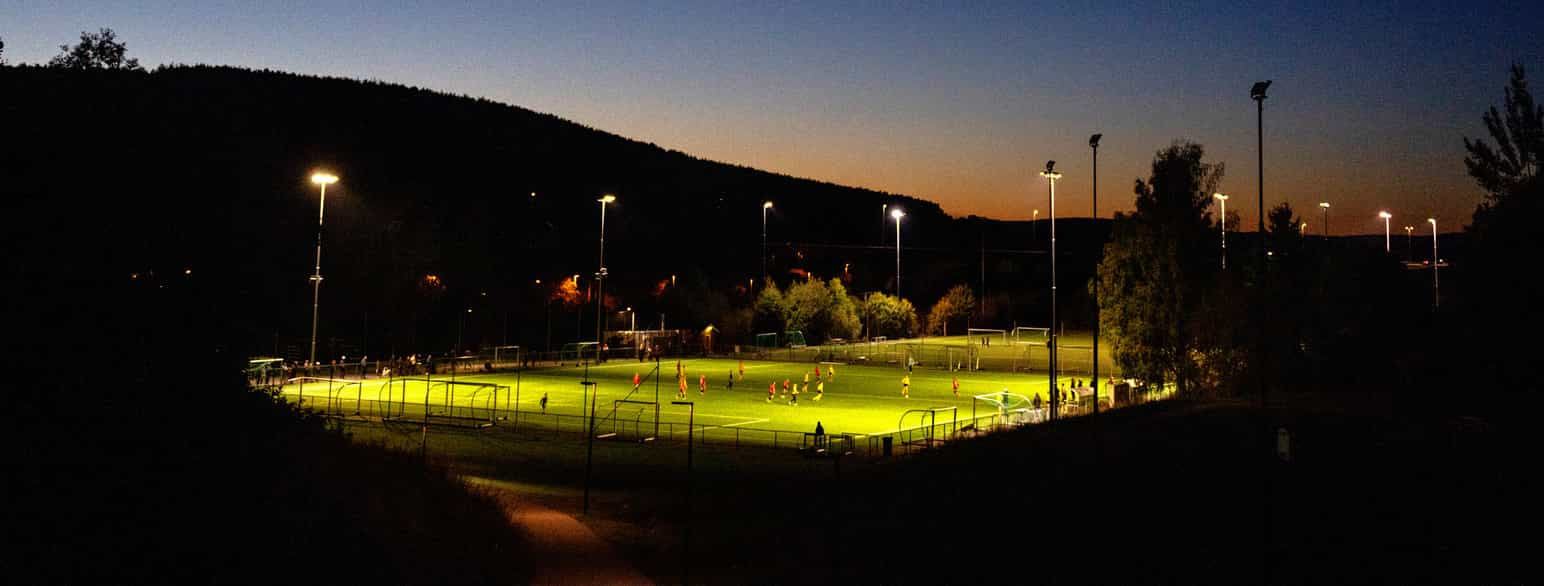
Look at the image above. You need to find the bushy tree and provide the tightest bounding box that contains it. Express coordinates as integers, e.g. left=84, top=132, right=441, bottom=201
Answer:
left=782, top=278, right=861, bottom=344
left=48, top=28, right=144, bottom=71
left=1093, top=141, right=1223, bottom=394
left=1461, top=64, right=1544, bottom=391
left=926, top=284, right=976, bottom=335
left=752, top=281, right=786, bottom=336
left=861, top=292, right=918, bottom=339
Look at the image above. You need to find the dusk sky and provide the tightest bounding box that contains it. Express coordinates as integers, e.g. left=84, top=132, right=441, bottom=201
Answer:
left=5, top=1, right=1540, bottom=233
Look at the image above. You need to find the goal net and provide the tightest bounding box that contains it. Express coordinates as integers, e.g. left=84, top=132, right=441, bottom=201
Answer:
left=966, top=328, right=1008, bottom=346
left=754, top=332, right=779, bottom=349
left=597, top=399, right=659, bottom=442
left=784, top=330, right=807, bottom=348
left=558, top=341, right=599, bottom=365
left=1057, top=345, right=1094, bottom=377
left=1013, top=326, right=1050, bottom=345
left=973, top=391, right=1045, bottom=428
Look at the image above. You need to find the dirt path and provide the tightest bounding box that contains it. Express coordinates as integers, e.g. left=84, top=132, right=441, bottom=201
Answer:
left=466, top=477, right=653, bottom=585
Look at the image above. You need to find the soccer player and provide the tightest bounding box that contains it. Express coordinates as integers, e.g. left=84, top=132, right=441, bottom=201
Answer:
left=767, top=381, right=775, bottom=402
left=901, top=374, right=911, bottom=398
left=699, top=373, right=707, bottom=394
left=789, top=384, right=799, bottom=405
left=803, top=371, right=810, bottom=386
left=738, top=359, right=745, bottom=380
left=633, top=372, right=641, bottom=390
left=783, top=379, right=790, bottom=397
left=540, top=392, right=548, bottom=414
left=678, top=376, right=688, bottom=399
left=815, top=365, right=822, bottom=379
left=952, top=376, right=960, bottom=398
left=815, top=380, right=824, bottom=401
left=828, top=364, right=835, bottom=378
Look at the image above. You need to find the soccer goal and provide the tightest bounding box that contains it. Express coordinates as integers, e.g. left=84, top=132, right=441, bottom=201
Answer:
left=596, top=399, right=659, bottom=442
left=973, top=391, right=1044, bottom=429
left=966, top=328, right=1008, bottom=346
left=423, top=380, right=502, bottom=427
left=784, top=330, right=807, bottom=348
left=1013, top=326, right=1051, bottom=344
left=1057, top=345, right=1095, bottom=377
left=754, top=332, right=779, bottom=349
left=559, top=341, right=599, bottom=365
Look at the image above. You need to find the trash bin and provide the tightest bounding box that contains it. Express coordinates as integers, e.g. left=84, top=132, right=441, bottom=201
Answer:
left=881, top=436, right=893, bottom=457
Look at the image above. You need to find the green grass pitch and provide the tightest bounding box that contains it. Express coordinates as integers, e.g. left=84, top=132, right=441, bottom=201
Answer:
left=277, top=353, right=1063, bottom=444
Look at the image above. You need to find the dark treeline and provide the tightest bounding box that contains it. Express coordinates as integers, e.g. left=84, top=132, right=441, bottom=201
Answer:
left=2, top=64, right=1103, bottom=361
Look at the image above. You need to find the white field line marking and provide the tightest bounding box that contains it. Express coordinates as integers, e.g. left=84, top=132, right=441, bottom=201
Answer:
left=710, top=418, right=769, bottom=429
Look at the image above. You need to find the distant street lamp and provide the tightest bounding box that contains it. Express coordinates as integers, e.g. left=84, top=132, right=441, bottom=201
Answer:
left=1319, top=202, right=1331, bottom=237
left=1404, top=225, right=1414, bottom=262
left=307, top=171, right=339, bottom=366
left=1039, top=160, right=1062, bottom=420
left=1032, top=209, right=1039, bottom=241
left=1378, top=212, right=1392, bottom=253
left=1429, top=218, right=1439, bottom=308
left=1214, top=193, right=1230, bottom=269
left=891, top=208, right=905, bottom=297
left=596, top=195, right=615, bottom=351
left=762, top=201, right=773, bottom=285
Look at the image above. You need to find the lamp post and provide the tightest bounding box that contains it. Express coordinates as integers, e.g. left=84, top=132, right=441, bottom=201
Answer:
left=1319, top=202, right=1330, bottom=237
left=595, top=195, right=615, bottom=352
left=307, top=172, right=339, bottom=366
left=1429, top=218, right=1439, bottom=308
left=1404, top=226, right=1414, bottom=262
left=762, top=201, right=773, bottom=285
left=1032, top=209, right=1039, bottom=242
left=1215, top=193, right=1230, bottom=269
left=891, top=208, right=905, bottom=297
left=1090, top=133, right=1102, bottom=415
left=881, top=204, right=888, bottom=245
left=1040, top=160, right=1062, bottom=420
left=1379, top=212, right=1392, bottom=253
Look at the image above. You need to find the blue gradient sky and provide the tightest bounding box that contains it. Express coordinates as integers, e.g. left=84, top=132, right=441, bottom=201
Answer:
left=4, top=1, right=1540, bottom=233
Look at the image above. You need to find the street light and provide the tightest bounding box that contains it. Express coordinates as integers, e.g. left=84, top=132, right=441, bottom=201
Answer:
left=596, top=195, right=615, bottom=352
left=1319, top=202, right=1330, bottom=237
left=307, top=171, right=339, bottom=366
left=1214, top=193, right=1229, bottom=269
left=762, top=201, right=773, bottom=285
left=1404, top=225, right=1414, bottom=262
left=891, top=208, right=905, bottom=297
left=1039, top=160, right=1062, bottom=420
left=1032, top=209, right=1039, bottom=241
left=1378, top=212, right=1392, bottom=253
left=1429, top=218, right=1439, bottom=308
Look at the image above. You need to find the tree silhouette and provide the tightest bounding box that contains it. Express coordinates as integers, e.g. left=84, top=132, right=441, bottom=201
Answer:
left=1094, top=141, right=1223, bottom=395
left=1464, top=64, right=1541, bottom=200
left=48, top=28, right=144, bottom=71
left=926, top=284, right=976, bottom=335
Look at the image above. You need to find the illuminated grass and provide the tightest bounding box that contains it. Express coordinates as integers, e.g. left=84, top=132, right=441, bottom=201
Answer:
left=279, top=357, right=1059, bottom=439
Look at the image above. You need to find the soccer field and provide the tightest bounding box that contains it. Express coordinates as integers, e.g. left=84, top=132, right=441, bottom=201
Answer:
left=278, top=356, right=1062, bottom=446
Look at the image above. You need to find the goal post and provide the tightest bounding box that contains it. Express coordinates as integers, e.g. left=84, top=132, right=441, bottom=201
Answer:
left=600, top=399, right=659, bottom=442
left=1013, top=326, right=1050, bottom=345
left=558, top=341, right=599, bottom=365
left=966, top=328, right=1008, bottom=346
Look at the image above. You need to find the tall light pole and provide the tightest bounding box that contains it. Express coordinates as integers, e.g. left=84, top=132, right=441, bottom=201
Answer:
left=762, top=201, right=773, bottom=285
left=1090, top=133, right=1101, bottom=415
left=1379, top=212, right=1392, bottom=253
left=1250, top=78, right=1272, bottom=586
left=1040, top=160, right=1062, bottom=420
left=1215, top=193, right=1230, bottom=270
left=596, top=195, right=615, bottom=351
left=1429, top=218, right=1439, bottom=308
left=891, top=208, right=905, bottom=298
left=1404, top=225, right=1414, bottom=262
left=307, top=171, right=338, bottom=366
left=881, top=204, right=888, bottom=245
left=1319, top=202, right=1330, bottom=237
left=1032, top=209, right=1039, bottom=242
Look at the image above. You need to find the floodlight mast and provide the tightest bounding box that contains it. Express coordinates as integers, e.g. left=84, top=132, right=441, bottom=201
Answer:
left=596, top=195, right=615, bottom=352
left=1319, top=202, right=1331, bottom=237
left=891, top=208, right=905, bottom=297
left=1429, top=218, right=1439, bottom=308
left=1215, top=193, right=1229, bottom=269
left=1250, top=79, right=1271, bottom=586
left=307, top=172, right=338, bottom=366
left=1090, top=133, right=1101, bottom=415
left=762, top=201, right=773, bottom=287
left=1379, top=212, right=1392, bottom=253
left=1039, top=160, right=1062, bottom=420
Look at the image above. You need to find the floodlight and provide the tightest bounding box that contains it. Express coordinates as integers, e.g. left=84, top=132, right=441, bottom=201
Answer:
left=890, top=208, right=905, bottom=219
left=598, top=194, right=616, bottom=203
left=1251, top=80, right=1272, bottom=100
left=1319, top=202, right=1330, bottom=209
left=1089, top=134, right=1102, bottom=148
left=1379, top=211, right=1392, bottom=219
left=763, top=201, right=773, bottom=209
left=310, top=172, right=338, bottom=185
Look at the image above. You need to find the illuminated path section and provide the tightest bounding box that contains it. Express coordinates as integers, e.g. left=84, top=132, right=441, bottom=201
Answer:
left=468, top=477, right=653, bottom=585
